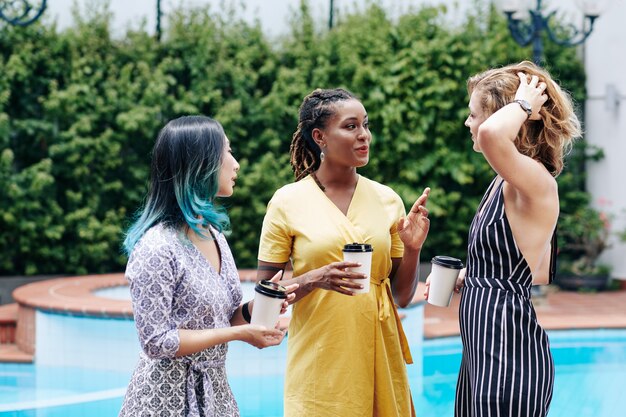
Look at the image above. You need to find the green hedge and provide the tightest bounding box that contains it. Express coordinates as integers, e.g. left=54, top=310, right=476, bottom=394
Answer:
left=0, top=2, right=587, bottom=274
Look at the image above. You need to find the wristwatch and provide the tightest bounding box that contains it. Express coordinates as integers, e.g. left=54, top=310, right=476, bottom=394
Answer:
left=513, top=99, right=532, bottom=118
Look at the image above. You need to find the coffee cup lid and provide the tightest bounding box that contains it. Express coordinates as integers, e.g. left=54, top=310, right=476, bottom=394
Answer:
left=255, top=280, right=288, bottom=299
left=343, top=242, right=373, bottom=252
left=431, top=255, right=464, bottom=269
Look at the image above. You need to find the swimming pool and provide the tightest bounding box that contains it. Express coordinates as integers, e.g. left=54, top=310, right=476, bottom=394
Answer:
left=1, top=328, right=624, bottom=416
left=415, top=329, right=626, bottom=417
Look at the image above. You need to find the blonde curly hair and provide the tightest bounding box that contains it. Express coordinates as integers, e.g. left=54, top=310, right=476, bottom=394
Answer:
left=467, top=61, right=582, bottom=176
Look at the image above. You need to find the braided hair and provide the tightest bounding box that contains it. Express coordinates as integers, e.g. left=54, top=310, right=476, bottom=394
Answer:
left=290, top=88, right=358, bottom=180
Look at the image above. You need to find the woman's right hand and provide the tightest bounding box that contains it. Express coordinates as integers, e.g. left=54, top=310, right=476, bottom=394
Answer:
left=239, top=324, right=286, bottom=349
left=308, top=261, right=367, bottom=296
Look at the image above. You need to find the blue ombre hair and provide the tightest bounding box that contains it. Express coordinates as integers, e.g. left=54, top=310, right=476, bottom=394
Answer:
left=123, top=115, right=230, bottom=254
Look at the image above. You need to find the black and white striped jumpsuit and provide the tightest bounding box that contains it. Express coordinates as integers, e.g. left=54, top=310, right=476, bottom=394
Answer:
left=455, top=177, right=555, bottom=417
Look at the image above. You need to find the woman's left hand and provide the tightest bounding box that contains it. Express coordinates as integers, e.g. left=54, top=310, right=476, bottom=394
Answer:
left=268, top=270, right=298, bottom=314
left=397, top=187, right=430, bottom=251
left=515, top=72, right=549, bottom=120
left=454, top=268, right=466, bottom=293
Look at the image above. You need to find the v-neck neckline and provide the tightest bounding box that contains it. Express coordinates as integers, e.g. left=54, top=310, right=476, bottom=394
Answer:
left=309, top=174, right=361, bottom=218
left=477, top=176, right=503, bottom=219
left=181, top=226, right=224, bottom=276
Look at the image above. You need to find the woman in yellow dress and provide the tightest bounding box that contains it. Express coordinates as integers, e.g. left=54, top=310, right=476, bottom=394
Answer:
left=257, top=88, right=430, bottom=416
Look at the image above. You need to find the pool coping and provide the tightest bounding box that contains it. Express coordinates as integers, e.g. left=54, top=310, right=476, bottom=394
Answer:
left=11, top=273, right=626, bottom=339
left=423, top=286, right=626, bottom=339
left=10, top=271, right=427, bottom=320
left=13, top=274, right=134, bottom=319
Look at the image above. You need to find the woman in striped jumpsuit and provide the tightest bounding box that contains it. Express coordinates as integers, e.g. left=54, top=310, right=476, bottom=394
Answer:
left=452, top=61, right=581, bottom=417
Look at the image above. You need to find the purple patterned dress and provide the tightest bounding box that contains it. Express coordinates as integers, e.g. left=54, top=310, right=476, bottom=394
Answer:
left=119, top=223, right=243, bottom=417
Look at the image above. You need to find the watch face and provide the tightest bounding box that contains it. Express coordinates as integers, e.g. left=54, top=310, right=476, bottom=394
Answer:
left=515, top=99, right=532, bottom=116
left=520, top=100, right=531, bottom=111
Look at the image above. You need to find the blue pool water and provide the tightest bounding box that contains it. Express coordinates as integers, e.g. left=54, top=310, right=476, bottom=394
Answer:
left=1, top=329, right=625, bottom=416
left=414, top=329, right=626, bottom=417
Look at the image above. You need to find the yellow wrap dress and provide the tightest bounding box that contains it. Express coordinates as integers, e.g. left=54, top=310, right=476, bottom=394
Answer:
left=258, top=175, right=415, bottom=417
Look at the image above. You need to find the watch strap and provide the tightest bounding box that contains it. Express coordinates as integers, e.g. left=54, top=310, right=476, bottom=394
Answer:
left=513, top=99, right=532, bottom=118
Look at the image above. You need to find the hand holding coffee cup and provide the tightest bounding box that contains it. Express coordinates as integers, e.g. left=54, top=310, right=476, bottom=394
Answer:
left=251, top=280, right=288, bottom=328
left=424, top=267, right=466, bottom=298
left=426, top=256, right=464, bottom=307
left=308, top=261, right=366, bottom=295
left=342, top=243, right=373, bottom=294
left=266, top=270, right=298, bottom=313
left=240, top=325, right=286, bottom=349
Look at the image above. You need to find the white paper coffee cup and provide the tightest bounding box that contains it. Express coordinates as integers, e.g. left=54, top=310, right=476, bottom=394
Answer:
left=342, top=242, right=373, bottom=294
left=427, top=256, right=464, bottom=307
left=251, top=280, right=288, bottom=328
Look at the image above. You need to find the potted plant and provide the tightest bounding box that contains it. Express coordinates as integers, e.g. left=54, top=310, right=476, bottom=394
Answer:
left=556, top=204, right=615, bottom=291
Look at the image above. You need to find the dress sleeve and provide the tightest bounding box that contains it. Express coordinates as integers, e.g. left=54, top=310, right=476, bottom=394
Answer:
left=258, top=192, right=293, bottom=263
left=125, top=233, right=181, bottom=359
left=390, top=193, right=406, bottom=259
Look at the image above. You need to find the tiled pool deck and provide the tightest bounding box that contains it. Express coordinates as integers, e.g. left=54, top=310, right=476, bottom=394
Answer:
left=424, top=285, right=626, bottom=338
left=2, top=272, right=626, bottom=362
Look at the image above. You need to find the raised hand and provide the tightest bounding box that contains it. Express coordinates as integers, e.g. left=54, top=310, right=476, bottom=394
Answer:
left=515, top=72, right=549, bottom=120
left=397, top=187, right=430, bottom=251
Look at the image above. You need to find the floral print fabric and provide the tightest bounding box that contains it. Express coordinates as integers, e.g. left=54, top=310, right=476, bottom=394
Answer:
left=119, top=223, right=243, bottom=417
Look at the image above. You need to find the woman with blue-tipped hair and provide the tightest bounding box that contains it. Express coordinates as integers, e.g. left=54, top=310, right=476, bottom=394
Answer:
left=119, top=115, right=295, bottom=417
